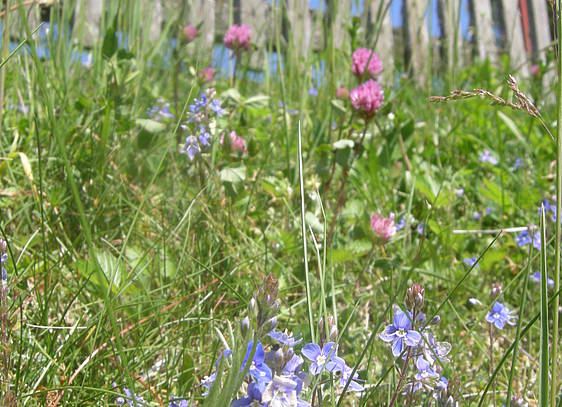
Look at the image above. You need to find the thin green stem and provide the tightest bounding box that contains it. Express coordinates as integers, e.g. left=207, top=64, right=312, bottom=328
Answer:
left=298, top=121, right=316, bottom=343
left=553, top=4, right=562, bottom=406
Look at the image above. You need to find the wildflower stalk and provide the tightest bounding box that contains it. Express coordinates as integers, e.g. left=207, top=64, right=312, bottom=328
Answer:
left=327, top=123, right=369, bottom=245
left=388, top=310, right=417, bottom=407
left=553, top=2, right=562, bottom=405
left=488, top=323, right=496, bottom=407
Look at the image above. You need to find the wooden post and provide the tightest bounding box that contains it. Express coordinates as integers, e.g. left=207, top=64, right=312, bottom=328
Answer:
left=471, top=0, right=497, bottom=63
left=76, top=0, right=104, bottom=48
left=529, top=0, right=552, bottom=59
left=191, top=0, right=216, bottom=52
left=367, top=0, right=394, bottom=83
left=333, top=0, right=350, bottom=49
left=149, top=0, right=163, bottom=43
left=286, top=0, right=312, bottom=56
left=501, top=0, right=528, bottom=73
left=404, top=0, right=430, bottom=86
left=439, top=0, right=462, bottom=70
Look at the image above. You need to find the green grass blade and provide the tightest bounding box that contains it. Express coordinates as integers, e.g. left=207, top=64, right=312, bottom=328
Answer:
left=540, top=206, right=550, bottom=406
left=298, top=121, right=316, bottom=343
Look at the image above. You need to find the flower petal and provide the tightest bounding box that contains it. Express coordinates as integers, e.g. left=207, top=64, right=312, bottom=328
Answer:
left=392, top=338, right=403, bottom=357
left=301, top=343, right=321, bottom=361
left=405, top=330, right=421, bottom=346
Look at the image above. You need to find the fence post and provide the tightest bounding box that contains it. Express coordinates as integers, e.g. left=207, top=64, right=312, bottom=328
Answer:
left=530, top=0, right=552, bottom=60
left=439, top=0, right=462, bottom=72
left=286, top=0, right=312, bottom=56
left=367, top=0, right=394, bottom=84
left=471, top=0, right=496, bottom=63
left=77, top=0, right=104, bottom=48
left=404, top=0, right=430, bottom=86
left=501, top=0, right=528, bottom=73
left=191, top=0, right=216, bottom=52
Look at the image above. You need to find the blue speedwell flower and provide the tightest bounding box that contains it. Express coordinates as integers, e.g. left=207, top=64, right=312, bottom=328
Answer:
left=396, top=217, right=406, bottom=231
left=242, top=341, right=273, bottom=385
left=412, top=357, right=439, bottom=393
left=301, top=342, right=338, bottom=375
left=231, top=381, right=266, bottom=407
left=268, top=330, right=303, bottom=347
left=379, top=308, right=422, bottom=357
left=515, top=230, right=540, bottom=250
left=462, top=257, right=479, bottom=268
left=261, top=375, right=310, bottom=407
left=486, top=302, right=517, bottom=330
left=330, top=356, right=364, bottom=392
left=168, top=398, right=189, bottom=407
left=308, top=87, right=318, bottom=97
left=478, top=149, right=498, bottom=165
left=530, top=271, right=555, bottom=289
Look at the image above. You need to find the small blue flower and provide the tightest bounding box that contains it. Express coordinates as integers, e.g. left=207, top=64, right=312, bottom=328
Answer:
left=486, top=302, right=517, bottom=330
left=308, top=87, right=318, bottom=97
left=485, top=207, right=494, bottom=216
left=331, top=356, right=364, bottom=392
left=478, top=149, right=498, bottom=165
left=529, top=271, right=555, bottom=289
left=198, top=126, right=211, bottom=147
left=412, top=357, right=439, bottom=393
left=261, top=375, right=300, bottom=406
left=454, top=188, right=464, bottom=197
left=396, top=217, right=406, bottom=231
left=379, top=308, right=422, bottom=357
left=181, top=136, right=201, bottom=161
left=513, top=157, right=524, bottom=171
left=168, top=398, right=189, bottom=407
left=515, top=230, right=540, bottom=250
left=417, top=223, right=425, bottom=236
left=232, top=381, right=266, bottom=406
left=473, top=211, right=481, bottom=220
left=301, top=342, right=337, bottom=375
left=242, top=341, right=273, bottom=384
left=210, top=99, right=225, bottom=116
left=199, top=372, right=216, bottom=396
left=117, top=387, right=147, bottom=406
left=268, top=330, right=303, bottom=347
left=462, top=257, right=479, bottom=268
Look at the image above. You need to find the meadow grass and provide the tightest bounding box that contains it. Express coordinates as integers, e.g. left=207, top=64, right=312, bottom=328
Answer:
left=0, top=1, right=561, bottom=406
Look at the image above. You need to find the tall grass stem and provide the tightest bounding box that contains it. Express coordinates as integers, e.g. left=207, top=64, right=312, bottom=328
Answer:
left=298, top=121, right=316, bottom=343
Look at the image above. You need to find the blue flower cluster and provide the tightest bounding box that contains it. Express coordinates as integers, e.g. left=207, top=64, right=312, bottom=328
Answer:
left=515, top=230, right=540, bottom=250
left=379, top=286, right=452, bottom=403
left=114, top=385, right=189, bottom=406
left=148, top=101, right=174, bottom=121
left=180, top=88, right=225, bottom=161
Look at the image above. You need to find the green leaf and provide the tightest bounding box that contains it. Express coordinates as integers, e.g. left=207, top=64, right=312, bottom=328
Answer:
left=244, top=95, right=269, bottom=107
left=332, top=240, right=372, bottom=262
left=220, top=166, right=246, bottom=183
left=136, top=118, right=166, bottom=134
left=102, top=25, right=118, bottom=59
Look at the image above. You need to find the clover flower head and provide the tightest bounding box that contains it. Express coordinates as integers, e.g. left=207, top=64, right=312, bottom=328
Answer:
left=379, top=308, right=421, bottom=357
left=221, top=130, right=247, bottom=153
left=181, top=24, right=197, bottom=43
left=370, top=212, right=396, bottom=242
left=530, top=271, right=555, bottom=289
left=224, top=24, right=252, bottom=51
left=336, top=86, right=349, bottom=99
left=199, top=67, right=214, bottom=82
left=351, top=48, right=383, bottom=78
left=486, top=301, right=517, bottom=330
left=349, top=79, right=384, bottom=118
